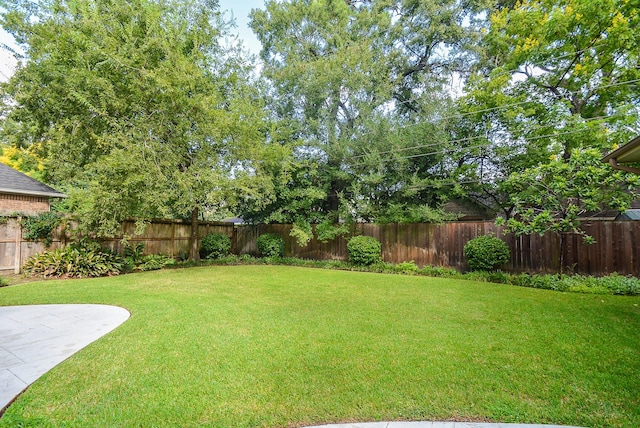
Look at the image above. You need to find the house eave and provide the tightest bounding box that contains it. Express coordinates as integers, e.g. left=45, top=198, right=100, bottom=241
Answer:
left=602, top=135, right=640, bottom=169
left=0, top=188, right=68, bottom=199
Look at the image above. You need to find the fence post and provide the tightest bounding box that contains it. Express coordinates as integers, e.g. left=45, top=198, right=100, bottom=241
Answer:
left=171, top=222, right=175, bottom=259
left=14, top=217, right=22, bottom=274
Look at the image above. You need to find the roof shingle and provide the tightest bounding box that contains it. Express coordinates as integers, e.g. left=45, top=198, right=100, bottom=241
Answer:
left=0, top=163, right=67, bottom=198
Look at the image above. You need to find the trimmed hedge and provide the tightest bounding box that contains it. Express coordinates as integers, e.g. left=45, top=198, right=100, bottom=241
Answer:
left=464, top=235, right=510, bottom=271
left=347, top=235, right=382, bottom=266
left=200, top=233, right=232, bottom=259
left=257, top=233, right=284, bottom=257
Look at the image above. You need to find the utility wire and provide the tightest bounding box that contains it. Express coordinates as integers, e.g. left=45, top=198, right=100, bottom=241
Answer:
left=353, top=126, right=616, bottom=167
left=327, top=126, right=635, bottom=197
left=351, top=113, right=628, bottom=165
left=389, top=77, right=640, bottom=132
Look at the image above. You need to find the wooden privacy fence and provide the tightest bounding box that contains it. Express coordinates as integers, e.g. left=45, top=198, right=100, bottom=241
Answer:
left=0, top=218, right=235, bottom=274
left=235, top=221, right=640, bottom=277
left=99, top=219, right=235, bottom=258
left=1, top=218, right=639, bottom=276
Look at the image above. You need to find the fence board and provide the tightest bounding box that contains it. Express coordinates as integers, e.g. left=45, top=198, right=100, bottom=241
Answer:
left=237, top=221, right=640, bottom=276
left=2, top=218, right=640, bottom=277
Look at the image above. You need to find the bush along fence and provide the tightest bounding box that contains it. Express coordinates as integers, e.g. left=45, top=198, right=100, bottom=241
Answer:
left=0, top=218, right=235, bottom=274
left=1, top=217, right=640, bottom=277
left=234, top=221, right=640, bottom=277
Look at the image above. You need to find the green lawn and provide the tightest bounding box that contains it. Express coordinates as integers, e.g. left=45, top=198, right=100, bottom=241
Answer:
left=1, top=265, right=639, bottom=428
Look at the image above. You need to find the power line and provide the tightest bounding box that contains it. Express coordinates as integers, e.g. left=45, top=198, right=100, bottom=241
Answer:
left=353, top=126, right=615, bottom=167
left=391, top=77, right=640, bottom=131
left=350, top=113, right=627, bottom=165
left=330, top=79, right=640, bottom=159
left=327, top=125, right=634, bottom=196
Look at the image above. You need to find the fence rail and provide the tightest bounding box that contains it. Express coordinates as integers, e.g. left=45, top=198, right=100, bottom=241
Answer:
left=1, top=218, right=639, bottom=277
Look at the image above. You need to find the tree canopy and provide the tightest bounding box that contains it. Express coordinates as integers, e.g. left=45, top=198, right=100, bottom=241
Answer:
left=1, top=0, right=639, bottom=252
left=1, top=0, right=280, bottom=257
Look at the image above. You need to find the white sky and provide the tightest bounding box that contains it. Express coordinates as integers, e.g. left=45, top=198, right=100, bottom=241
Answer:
left=0, top=0, right=266, bottom=82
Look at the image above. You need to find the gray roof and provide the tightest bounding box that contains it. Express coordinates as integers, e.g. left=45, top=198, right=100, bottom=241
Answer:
left=0, top=163, right=67, bottom=198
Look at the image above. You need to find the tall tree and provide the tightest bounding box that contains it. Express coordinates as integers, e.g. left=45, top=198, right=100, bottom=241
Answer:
left=1, top=0, right=277, bottom=258
left=456, top=0, right=640, bottom=215
left=248, top=0, right=484, bottom=243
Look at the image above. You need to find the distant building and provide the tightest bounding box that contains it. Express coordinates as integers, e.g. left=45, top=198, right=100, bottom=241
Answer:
left=0, top=164, right=67, bottom=216
left=221, top=217, right=245, bottom=225
left=442, top=198, right=496, bottom=221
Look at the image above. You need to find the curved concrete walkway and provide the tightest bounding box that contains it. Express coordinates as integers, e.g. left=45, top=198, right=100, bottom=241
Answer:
left=0, top=304, right=130, bottom=412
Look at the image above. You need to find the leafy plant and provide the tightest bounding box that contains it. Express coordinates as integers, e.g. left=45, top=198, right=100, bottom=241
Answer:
left=122, top=242, right=145, bottom=270
left=315, top=220, right=350, bottom=243
left=121, top=242, right=174, bottom=271
left=257, top=233, right=284, bottom=257
left=394, top=260, right=419, bottom=273
left=0, top=276, right=8, bottom=287
left=347, top=235, right=382, bottom=266
left=23, top=244, right=122, bottom=278
left=21, top=212, right=62, bottom=246
left=136, top=254, right=175, bottom=271
left=497, top=149, right=639, bottom=275
left=464, top=235, right=510, bottom=271
left=200, top=233, right=232, bottom=259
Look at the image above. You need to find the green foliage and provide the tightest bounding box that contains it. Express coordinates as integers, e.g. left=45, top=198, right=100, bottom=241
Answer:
left=1, top=0, right=276, bottom=248
left=122, top=242, right=145, bottom=270
left=136, top=254, right=175, bottom=272
left=315, top=221, right=351, bottom=243
left=122, top=242, right=174, bottom=271
left=21, top=212, right=62, bottom=246
left=247, top=0, right=482, bottom=225
left=497, top=149, right=639, bottom=274
left=455, top=0, right=640, bottom=216
left=23, top=244, right=122, bottom=278
left=289, top=221, right=314, bottom=247
left=0, top=276, right=8, bottom=287
left=394, top=261, right=420, bottom=274
left=256, top=233, right=284, bottom=257
left=347, top=235, right=382, bottom=266
left=501, top=149, right=639, bottom=238
left=375, top=204, right=460, bottom=224
left=508, top=273, right=640, bottom=296
left=464, top=235, right=511, bottom=271
left=172, top=253, right=640, bottom=296
left=200, top=233, right=232, bottom=259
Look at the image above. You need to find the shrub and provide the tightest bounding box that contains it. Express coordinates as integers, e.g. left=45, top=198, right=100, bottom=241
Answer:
left=420, top=265, right=463, bottom=278
left=0, top=276, right=8, bottom=287
left=394, top=260, right=419, bottom=274
left=464, top=235, right=510, bottom=271
left=347, top=235, right=382, bottom=266
left=137, top=254, right=175, bottom=271
left=122, top=242, right=175, bottom=271
left=597, top=273, right=640, bottom=295
left=200, top=233, right=232, bottom=259
left=122, top=242, right=145, bottom=271
left=23, top=244, right=123, bottom=278
left=257, top=233, right=284, bottom=257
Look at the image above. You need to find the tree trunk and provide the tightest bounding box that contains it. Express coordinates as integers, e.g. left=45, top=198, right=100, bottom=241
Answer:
left=190, top=207, right=200, bottom=261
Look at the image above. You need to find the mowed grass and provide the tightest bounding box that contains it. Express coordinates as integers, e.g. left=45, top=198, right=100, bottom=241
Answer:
left=0, top=265, right=639, bottom=428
